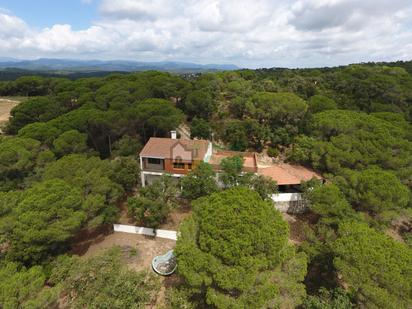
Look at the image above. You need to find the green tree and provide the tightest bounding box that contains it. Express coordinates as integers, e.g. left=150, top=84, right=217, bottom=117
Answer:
left=248, top=174, right=278, bottom=200
left=112, top=135, right=142, bottom=157
left=250, top=92, right=308, bottom=127
left=0, top=137, right=43, bottom=190
left=7, top=97, right=67, bottom=134
left=184, top=89, right=217, bottom=120
left=300, top=184, right=361, bottom=296
left=175, top=187, right=307, bottom=308
left=17, top=122, right=60, bottom=145
left=42, top=154, right=123, bottom=226
left=0, top=262, right=46, bottom=309
left=127, top=174, right=179, bottom=228
left=308, top=95, right=337, bottom=114
left=132, top=98, right=185, bottom=141
left=110, top=156, right=140, bottom=191
left=333, top=222, right=412, bottom=308
left=222, top=120, right=249, bottom=151
left=139, top=174, right=179, bottom=206
left=243, top=119, right=271, bottom=151
left=52, top=129, right=89, bottom=156
left=190, top=117, right=211, bottom=140
left=219, top=155, right=245, bottom=187
left=290, top=110, right=412, bottom=188
left=181, top=162, right=218, bottom=200
left=12, top=76, right=50, bottom=96
left=127, top=196, right=168, bottom=229
left=271, top=124, right=299, bottom=146
left=307, top=184, right=359, bottom=226
left=3, top=180, right=85, bottom=264
left=334, top=168, right=410, bottom=215
left=303, top=287, right=352, bottom=309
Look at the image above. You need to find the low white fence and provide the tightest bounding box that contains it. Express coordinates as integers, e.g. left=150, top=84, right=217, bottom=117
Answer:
left=271, top=193, right=308, bottom=214
left=113, top=224, right=178, bottom=241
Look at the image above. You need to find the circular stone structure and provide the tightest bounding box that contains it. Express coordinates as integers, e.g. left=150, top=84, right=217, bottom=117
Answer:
left=151, top=250, right=177, bottom=276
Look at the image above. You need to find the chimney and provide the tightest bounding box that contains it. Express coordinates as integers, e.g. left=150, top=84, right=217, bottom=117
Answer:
left=171, top=130, right=177, bottom=139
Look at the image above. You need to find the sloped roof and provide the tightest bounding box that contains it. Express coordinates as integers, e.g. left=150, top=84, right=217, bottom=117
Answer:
left=139, top=137, right=209, bottom=160
left=258, top=163, right=322, bottom=185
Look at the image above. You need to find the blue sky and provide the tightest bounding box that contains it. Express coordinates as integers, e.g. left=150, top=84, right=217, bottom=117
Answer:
left=0, top=0, right=98, bottom=30
left=0, top=0, right=411, bottom=68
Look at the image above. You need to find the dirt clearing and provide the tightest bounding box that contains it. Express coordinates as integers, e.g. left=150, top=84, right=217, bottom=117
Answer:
left=82, top=232, right=176, bottom=272
left=282, top=213, right=310, bottom=245
left=80, top=232, right=176, bottom=308
left=0, top=97, right=20, bottom=125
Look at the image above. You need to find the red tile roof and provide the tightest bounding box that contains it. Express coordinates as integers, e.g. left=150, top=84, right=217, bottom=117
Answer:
left=139, top=138, right=209, bottom=160
left=209, top=150, right=258, bottom=173
left=258, top=163, right=322, bottom=185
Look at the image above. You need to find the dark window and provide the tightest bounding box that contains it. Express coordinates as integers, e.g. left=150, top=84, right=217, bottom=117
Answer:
left=173, top=162, right=185, bottom=169
left=148, top=158, right=161, bottom=165
left=188, top=164, right=192, bottom=170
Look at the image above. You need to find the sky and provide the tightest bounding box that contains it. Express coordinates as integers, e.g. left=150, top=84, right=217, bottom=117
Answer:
left=0, top=0, right=411, bottom=68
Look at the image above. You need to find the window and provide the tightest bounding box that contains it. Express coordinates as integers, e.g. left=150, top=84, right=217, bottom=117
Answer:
left=188, top=163, right=192, bottom=170
left=148, top=158, right=161, bottom=165
left=173, top=162, right=185, bottom=169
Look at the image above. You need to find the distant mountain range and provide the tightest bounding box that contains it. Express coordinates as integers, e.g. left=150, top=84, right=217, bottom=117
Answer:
left=0, top=58, right=239, bottom=73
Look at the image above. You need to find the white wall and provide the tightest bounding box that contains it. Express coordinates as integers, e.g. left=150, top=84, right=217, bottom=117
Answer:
left=204, top=142, right=213, bottom=162
left=113, top=224, right=178, bottom=240
left=271, top=193, right=308, bottom=214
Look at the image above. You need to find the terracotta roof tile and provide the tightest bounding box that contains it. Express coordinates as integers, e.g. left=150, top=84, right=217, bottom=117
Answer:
left=139, top=138, right=209, bottom=160
left=209, top=151, right=258, bottom=173
left=258, top=163, right=322, bottom=185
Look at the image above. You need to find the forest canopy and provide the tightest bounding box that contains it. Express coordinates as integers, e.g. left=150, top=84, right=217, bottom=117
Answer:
left=0, top=62, right=411, bottom=308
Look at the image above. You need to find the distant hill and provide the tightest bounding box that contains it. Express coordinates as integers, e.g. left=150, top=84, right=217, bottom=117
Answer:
left=0, top=58, right=239, bottom=74
left=0, top=68, right=128, bottom=81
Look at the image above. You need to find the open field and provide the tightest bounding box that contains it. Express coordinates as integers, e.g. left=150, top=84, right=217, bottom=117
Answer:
left=0, top=97, right=23, bottom=127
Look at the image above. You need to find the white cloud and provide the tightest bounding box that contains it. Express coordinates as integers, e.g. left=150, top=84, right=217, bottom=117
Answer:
left=0, top=0, right=412, bottom=67
left=0, top=12, right=28, bottom=39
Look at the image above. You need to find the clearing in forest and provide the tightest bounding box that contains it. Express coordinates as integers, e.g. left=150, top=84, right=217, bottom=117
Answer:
left=0, top=97, right=21, bottom=127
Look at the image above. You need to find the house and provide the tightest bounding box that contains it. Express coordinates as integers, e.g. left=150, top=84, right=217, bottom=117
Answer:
left=139, top=132, right=323, bottom=213
left=139, top=131, right=211, bottom=186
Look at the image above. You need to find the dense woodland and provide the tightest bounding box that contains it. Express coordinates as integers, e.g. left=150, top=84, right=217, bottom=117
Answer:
left=0, top=61, right=411, bottom=308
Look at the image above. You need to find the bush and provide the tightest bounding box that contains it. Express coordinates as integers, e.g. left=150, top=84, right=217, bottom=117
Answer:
left=267, top=146, right=279, bottom=158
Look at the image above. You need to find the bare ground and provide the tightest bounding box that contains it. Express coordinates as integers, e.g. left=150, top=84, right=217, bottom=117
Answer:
left=159, top=203, right=192, bottom=230
left=0, top=98, right=20, bottom=125
left=82, top=232, right=176, bottom=272
left=70, top=231, right=176, bottom=309
left=282, top=212, right=316, bottom=245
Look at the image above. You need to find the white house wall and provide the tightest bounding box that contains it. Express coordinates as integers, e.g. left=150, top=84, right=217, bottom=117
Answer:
left=271, top=193, right=308, bottom=214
